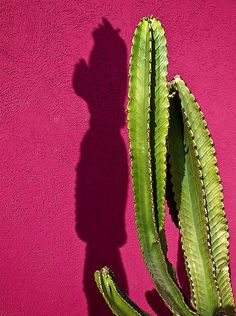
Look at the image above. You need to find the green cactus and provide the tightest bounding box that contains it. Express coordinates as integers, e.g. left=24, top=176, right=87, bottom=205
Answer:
left=94, top=16, right=235, bottom=316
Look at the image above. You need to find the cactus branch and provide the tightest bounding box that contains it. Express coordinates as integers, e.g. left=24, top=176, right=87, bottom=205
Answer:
left=127, top=17, right=196, bottom=316
left=173, top=77, right=235, bottom=315
left=168, top=88, right=221, bottom=315
left=94, top=267, right=151, bottom=316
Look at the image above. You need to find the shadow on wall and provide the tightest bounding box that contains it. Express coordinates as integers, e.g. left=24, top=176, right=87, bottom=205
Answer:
left=73, top=18, right=192, bottom=316
left=73, top=18, right=129, bottom=315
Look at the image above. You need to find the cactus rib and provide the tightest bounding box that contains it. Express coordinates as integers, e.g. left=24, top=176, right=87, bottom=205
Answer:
left=149, top=18, right=169, bottom=231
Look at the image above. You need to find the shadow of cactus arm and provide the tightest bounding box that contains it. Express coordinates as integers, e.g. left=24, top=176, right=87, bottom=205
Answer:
left=73, top=59, right=91, bottom=101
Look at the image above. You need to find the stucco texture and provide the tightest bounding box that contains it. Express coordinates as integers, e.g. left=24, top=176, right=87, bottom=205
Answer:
left=1, top=1, right=236, bottom=315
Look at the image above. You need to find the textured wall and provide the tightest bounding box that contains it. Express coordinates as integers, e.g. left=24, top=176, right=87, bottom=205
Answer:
left=1, top=1, right=236, bottom=315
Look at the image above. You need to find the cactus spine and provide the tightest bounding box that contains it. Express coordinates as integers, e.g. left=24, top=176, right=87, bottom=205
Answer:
left=94, top=17, right=235, bottom=316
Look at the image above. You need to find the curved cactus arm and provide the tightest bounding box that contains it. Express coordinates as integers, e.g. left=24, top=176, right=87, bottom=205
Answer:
left=127, top=17, right=196, bottom=316
left=94, top=267, right=151, bottom=316
left=149, top=18, right=169, bottom=230
left=174, top=76, right=235, bottom=315
left=168, top=89, right=221, bottom=315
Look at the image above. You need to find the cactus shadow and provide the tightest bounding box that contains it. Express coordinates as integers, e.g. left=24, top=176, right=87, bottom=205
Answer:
left=73, top=18, right=128, bottom=315
left=166, top=92, right=192, bottom=308
left=166, top=165, right=191, bottom=306
left=145, top=289, right=173, bottom=316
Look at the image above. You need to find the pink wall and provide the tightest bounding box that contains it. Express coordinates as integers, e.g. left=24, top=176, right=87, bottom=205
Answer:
left=1, top=1, right=236, bottom=315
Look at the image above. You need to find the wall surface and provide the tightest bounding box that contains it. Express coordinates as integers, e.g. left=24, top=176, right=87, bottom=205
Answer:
left=1, top=1, right=236, bottom=315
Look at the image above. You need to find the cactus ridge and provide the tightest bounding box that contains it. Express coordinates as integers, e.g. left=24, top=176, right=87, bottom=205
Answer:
left=149, top=18, right=169, bottom=231
left=167, top=90, right=197, bottom=306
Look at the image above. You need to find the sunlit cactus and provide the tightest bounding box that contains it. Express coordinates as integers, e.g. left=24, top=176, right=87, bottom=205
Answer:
left=94, top=16, right=235, bottom=316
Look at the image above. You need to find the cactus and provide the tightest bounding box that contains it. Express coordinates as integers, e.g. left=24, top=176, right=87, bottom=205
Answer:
left=94, top=16, right=235, bottom=316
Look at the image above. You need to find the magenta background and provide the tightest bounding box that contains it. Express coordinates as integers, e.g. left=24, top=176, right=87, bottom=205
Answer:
left=1, top=1, right=236, bottom=315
